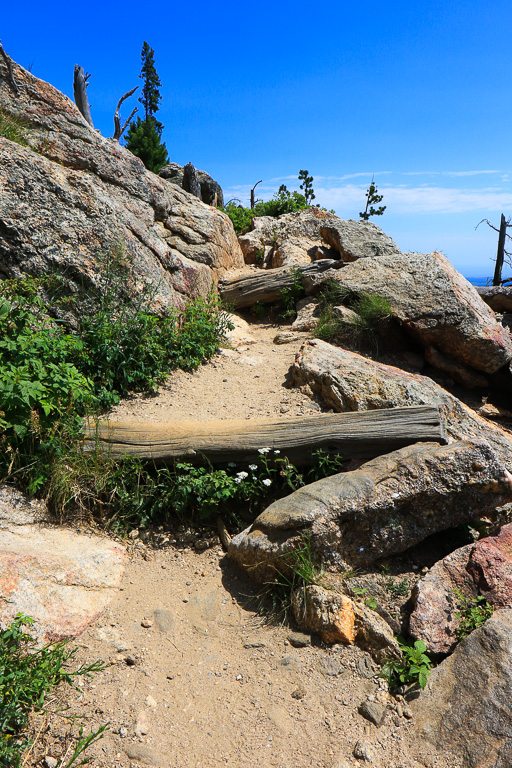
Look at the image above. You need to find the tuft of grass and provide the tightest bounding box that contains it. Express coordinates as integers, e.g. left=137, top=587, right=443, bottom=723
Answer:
left=314, top=279, right=392, bottom=351
left=0, top=610, right=106, bottom=768
left=0, top=109, right=28, bottom=146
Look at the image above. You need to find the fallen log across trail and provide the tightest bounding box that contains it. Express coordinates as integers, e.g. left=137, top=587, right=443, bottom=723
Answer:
left=83, top=405, right=446, bottom=464
left=218, top=260, right=343, bottom=309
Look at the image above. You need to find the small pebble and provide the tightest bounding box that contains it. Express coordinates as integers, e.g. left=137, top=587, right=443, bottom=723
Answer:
left=141, top=618, right=152, bottom=628
left=124, top=655, right=136, bottom=666
left=44, top=757, right=58, bottom=768
left=119, top=726, right=128, bottom=738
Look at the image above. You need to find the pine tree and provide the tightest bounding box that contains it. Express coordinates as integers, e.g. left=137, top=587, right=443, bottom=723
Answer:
left=125, top=42, right=168, bottom=173
left=360, top=179, right=386, bottom=220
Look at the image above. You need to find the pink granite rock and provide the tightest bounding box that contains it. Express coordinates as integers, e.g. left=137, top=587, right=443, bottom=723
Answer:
left=0, top=488, right=127, bottom=642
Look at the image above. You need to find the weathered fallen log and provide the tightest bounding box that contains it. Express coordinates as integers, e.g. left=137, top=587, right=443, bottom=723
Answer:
left=218, top=260, right=343, bottom=309
left=83, top=406, right=445, bottom=464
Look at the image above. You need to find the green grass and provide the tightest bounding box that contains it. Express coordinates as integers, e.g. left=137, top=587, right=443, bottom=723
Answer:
left=0, top=611, right=106, bottom=767
left=0, top=109, right=28, bottom=146
left=314, top=279, right=392, bottom=351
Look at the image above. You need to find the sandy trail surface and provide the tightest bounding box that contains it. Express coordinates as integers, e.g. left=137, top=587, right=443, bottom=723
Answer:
left=27, top=317, right=450, bottom=768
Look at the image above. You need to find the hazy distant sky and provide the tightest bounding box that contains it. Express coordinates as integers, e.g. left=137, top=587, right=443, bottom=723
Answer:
left=2, top=0, right=511, bottom=279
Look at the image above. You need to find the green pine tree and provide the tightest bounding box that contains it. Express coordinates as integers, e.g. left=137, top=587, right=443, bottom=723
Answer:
left=125, top=42, right=169, bottom=173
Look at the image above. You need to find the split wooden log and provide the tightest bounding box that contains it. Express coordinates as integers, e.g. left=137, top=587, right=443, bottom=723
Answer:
left=83, top=405, right=446, bottom=464
left=218, top=260, right=343, bottom=309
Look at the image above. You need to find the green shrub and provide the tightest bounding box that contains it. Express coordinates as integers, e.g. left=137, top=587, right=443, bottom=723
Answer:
left=223, top=188, right=308, bottom=234
left=454, top=589, right=493, bottom=639
left=315, top=279, right=392, bottom=351
left=0, top=109, right=28, bottom=146
left=0, top=610, right=106, bottom=767
left=0, top=262, right=233, bottom=491
left=0, top=285, right=96, bottom=493
left=380, top=638, right=433, bottom=692
left=50, top=447, right=346, bottom=530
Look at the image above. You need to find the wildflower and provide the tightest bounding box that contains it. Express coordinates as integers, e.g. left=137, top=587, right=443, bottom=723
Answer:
left=273, top=449, right=280, bottom=454
left=262, top=478, right=272, bottom=487
left=258, top=447, right=271, bottom=454
left=234, top=477, right=242, bottom=484
left=249, top=464, right=258, bottom=471
left=236, top=471, right=248, bottom=480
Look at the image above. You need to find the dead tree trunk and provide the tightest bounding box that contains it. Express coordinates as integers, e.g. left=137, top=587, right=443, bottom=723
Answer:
left=73, top=65, right=94, bottom=127
left=219, top=260, right=343, bottom=309
left=493, top=213, right=507, bottom=286
left=250, top=180, right=263, bottom=210
left=84, top=406, right=446, bottom=464
left=113, top=87, right=138, bottom=140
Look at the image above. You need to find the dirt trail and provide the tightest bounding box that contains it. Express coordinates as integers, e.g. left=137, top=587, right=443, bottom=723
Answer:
left=30, top=316, right=449, bottom=768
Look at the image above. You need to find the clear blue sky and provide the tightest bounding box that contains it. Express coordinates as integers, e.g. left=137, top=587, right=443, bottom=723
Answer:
left=3, top=1, right=511, bottom=279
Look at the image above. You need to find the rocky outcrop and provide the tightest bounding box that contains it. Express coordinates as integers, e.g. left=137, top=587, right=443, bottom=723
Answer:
left=318, top=219, right=400, bottom=262
left=309, top=251, right=512, bottom=374
left=238, top=208, right=340, bottom=268
left=291, top=339, right=512, bottom=470
left=0, top=487, right=126, bottom=642
left=0, top=57, right=243, bottom=312
left=410, top=609, right=512, bottom=768
left=238, top=212, right=399, bottom=269
left=410, top=525, right=512, bottom=654
left=228, top=440, right=512, bottom=577
left=291, top=583, right=401, bottom=662
left=477, top=285, right=512, bottom=313
left=159, top=162, right=224, bottom=207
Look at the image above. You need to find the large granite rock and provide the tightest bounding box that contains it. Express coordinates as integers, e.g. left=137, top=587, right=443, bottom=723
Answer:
left=410, top=525, right=512, bottom=654
left=410, top=609, right=512, bottom=768
left=228, top=440, right=512, bottom=578
left=0, top=486, right=126, bottom=642
left=318, top=219, right=401, bottom=262
left=291, top=339, right=512, bottom=470
left=0, top=56, right=243, bottom=312
left=159, top=162, right=224, bottom=207
left=238, top=207, right=341, bottom=268
left=310, top=251, right=512, bottom=374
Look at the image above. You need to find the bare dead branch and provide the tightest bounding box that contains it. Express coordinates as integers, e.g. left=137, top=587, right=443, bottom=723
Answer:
left=113, top=86, right=138, bottom=140
left=250, top=180, right=263, bottom=210
left=0, top=40, right=20, bottom=94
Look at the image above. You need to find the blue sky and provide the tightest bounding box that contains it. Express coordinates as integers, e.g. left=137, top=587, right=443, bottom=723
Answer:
left=2, top=1, right=511, bottom=279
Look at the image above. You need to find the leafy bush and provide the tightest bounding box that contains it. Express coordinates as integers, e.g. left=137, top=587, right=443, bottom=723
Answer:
left=0, top=109, right=28, bottom=146
left=0, top=285, right=96, bottom=493
left=223, top=187, right=308, bottom=234
left=454, top=589, right=493, bottom=639
left=0, top=610, right=106, bottom=767
left=50, top=447, right=346, bottom=530
left=0, top=261, right=233, bottom=491
left=380, top=637, right=433, bottom=692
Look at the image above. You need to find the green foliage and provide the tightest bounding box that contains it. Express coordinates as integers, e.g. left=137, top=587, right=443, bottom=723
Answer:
left=454, top=589, right=493, bottom=639
left=0, top=109, right=28, bottom=146
left=314, top=279, right=392, bottom=351
left=279, top=267, right=305, bottom=319
left=0, top=610, right=106, bottom=767
left=0, top=284, right=96, bottom=493
left=385, top=578, right=410, bottom=597
left=360, top=179, right=386, bottom=220
left=223, top=189, right=308, bottom=235
left=51, top=447, right=345, bottom=531
left=0, top=260, right=232, bottom=492
left=380, top=638, right=433, bottom=692
left=125, top=41, right=168, bottom=172
left=124, top=116, right=168, bottom=173
left=138, top=41, right=162, bottom=119
left=298, top=169, right=315, bottom=205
